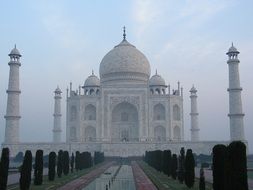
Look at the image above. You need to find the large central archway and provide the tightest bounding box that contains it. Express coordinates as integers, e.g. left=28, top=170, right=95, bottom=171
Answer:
left=111, top=102, right=139, bottom=142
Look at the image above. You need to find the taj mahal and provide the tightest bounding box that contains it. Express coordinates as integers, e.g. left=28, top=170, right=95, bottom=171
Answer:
left=2, top=29, right=246, bottom=157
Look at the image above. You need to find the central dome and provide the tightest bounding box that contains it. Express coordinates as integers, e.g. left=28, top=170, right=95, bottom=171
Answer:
left=99, top=39, right=151, bottom=84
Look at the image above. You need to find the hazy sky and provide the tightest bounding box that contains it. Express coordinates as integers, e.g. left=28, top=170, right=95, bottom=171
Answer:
left=0, top=0, right=253, bottom=152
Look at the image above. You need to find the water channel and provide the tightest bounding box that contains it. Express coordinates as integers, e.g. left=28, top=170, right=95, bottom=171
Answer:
left=83, top=164, right=136, bottom=190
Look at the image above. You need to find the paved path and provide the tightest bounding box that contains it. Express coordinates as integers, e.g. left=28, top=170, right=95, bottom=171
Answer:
left=195, top=167, right=253, bottom=190
left=57, top=161, right=115, bottom=190
left=131, top=161, right=157, bottom=190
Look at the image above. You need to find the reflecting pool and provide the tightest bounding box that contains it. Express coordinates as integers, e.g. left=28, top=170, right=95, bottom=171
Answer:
left=83, top=164, right=136, bottom=190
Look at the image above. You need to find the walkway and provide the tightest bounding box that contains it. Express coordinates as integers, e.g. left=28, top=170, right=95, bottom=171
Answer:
left=57, top=161, right=115, bottom=190
left=131, top=161, right=157, bottom=190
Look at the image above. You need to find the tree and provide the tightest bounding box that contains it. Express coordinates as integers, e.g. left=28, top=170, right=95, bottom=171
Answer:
left=63, top=151, right=70, bottom=175
left=48, top=152, right=56, bottom=181
left=227, top=141, right=248, bottom=190
left=34, top=150, right=43, bottom=185
left=171, top=154, right=178, bottom=180
left=154, top=150, right=163, bottom=172
left=0, top=148, right=10, bottom=190
left=20, top=150, right=32, bottom=190
left=162, top=150, right=172, bottom=176
left=199, top=167, right=205, bottom=190
left=57, top=150, right=63, bottom=177
left=185, top=149, right=195, bottom=188
left=212, top=144, right=228, bottom=190
left=70, top=153, right=74, bottom=173
left=75, top=151, right=80, bottom=171
left=178, top=147, right=185, bottom=183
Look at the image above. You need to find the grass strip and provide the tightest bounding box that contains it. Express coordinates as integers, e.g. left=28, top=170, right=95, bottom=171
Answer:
left=138, top=161, right=213, bottom=190
left=8, top=162, right=106, bottom=190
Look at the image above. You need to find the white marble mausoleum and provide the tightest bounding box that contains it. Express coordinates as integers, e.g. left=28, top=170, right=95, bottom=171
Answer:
left=2, top=30, right=246, bottom=157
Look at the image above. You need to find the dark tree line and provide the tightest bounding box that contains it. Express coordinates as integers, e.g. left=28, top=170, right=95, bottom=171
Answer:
left=213, top=141, right=248, bottom=190
left=0, top=148, right=105, bottom=189
left=94, top=151, right=105, bottom=165
left=144, top=147, right=195, bottom=189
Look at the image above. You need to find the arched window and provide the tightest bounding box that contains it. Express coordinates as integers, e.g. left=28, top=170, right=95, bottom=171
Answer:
left=121, top=112, right=128, bottom=121
left=84, top=126, right=96, bottom=141
left=154, top=125, right=166, bottom=141
left=70, top=127, right=76, bottom=140
left=173, top=126, right=181, bottom=141
left=153, top=104, right=165, bottom=120
left=96, top=89, right=100, bottom=95
left=150, top=89, right=154, bottom=94
left=155, top=88, right=160, bottom=94
left=173, top=104, right=180, bottom=120
left=89, top=89, right=95, bottom=95
left=70, top=106, right=77, bottom=121
left=84, top=104, right=96, bottom=120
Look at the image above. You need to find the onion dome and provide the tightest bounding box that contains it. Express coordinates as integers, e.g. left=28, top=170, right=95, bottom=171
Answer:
left=99, top=27, right=151, bottom=83
left=227, top=42, right=239, bottom=55
left=84, top=71, right=100, bottom=87
left=54, top=86, right=62, bottom=94
left=190, top=85, right=197, bottom=93
left=9, top=45, right=21, bottom=57
left=149, top=70, right=166, bottom=86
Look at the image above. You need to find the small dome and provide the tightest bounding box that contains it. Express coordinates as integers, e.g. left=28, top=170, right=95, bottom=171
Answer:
left=190, top=85, right=197, bottom=93
left=54, top=86, right=62, bottom=94
left=99, top=39, right=151, bottom=83
left=84, top=72, right=100, bottom=87
left=149, top=72, right=166, bottom=86
left=9, top=45, right=21, bottom=57
left=227, top=43, right=239, bottom=54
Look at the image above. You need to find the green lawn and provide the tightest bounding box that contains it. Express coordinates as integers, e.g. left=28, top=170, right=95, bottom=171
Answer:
left=8, top=162, right=105, bottom=190
left=138, top=161, right=213, bottom=190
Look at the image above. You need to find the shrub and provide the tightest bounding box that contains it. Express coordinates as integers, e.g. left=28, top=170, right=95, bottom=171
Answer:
left=171, top=154, right=178, bottom=180
left=20, top=150, right=32, bottom=190
left=48, top=152, right=56, bottom=181
left=184, top=149, right=195, bottom=188
left=57, top=150, right=63, bottom=177
left=178, top=147, right=185, bottom=183
left=162, top=150, right=172, bottom=176
left=227, top=141, right=248, bottom=190
left=70, top=153, right=74, bottom=173
left=34, top=150, right=43, bottom=185
left=199, top=167, right=205, bottom=190
left=0, top=148, right=10, bottom=190
left=63, top=151, right=69, bottom=175
left=212, top=144, right=228, bottom=190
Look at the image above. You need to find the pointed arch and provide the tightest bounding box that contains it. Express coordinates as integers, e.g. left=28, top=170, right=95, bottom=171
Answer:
left=70, top=106, right=77, bottom=121
left=173, top=126, right=181, bottom=141
left=153, top=103, right=165, bottom=120
left=84, top=126, right=96, bottom=141
left=154, top=125, right=166, bottom=141
left=84, top=104, right=96, bottom=120
left=173, top=104, right=180, bottom=120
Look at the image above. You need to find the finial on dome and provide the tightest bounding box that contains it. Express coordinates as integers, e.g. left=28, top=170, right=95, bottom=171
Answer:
left=155, top=69, right=157, bottom=75
left=232, top=42, right=233, bottom=47
left=15, top=44, right=16, bottom=49
left=123, top=26, right=126, bottom=40
left=92, top=69, right=94, bottom=75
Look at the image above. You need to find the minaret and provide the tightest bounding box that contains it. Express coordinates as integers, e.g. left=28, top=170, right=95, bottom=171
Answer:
left=53, top=86, right=62, bottom=142
left=226, top=43, right=245, bottom=141
left=190, top=85, right=199, bottom=141
left=4, top=45, right=22, bottom=143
